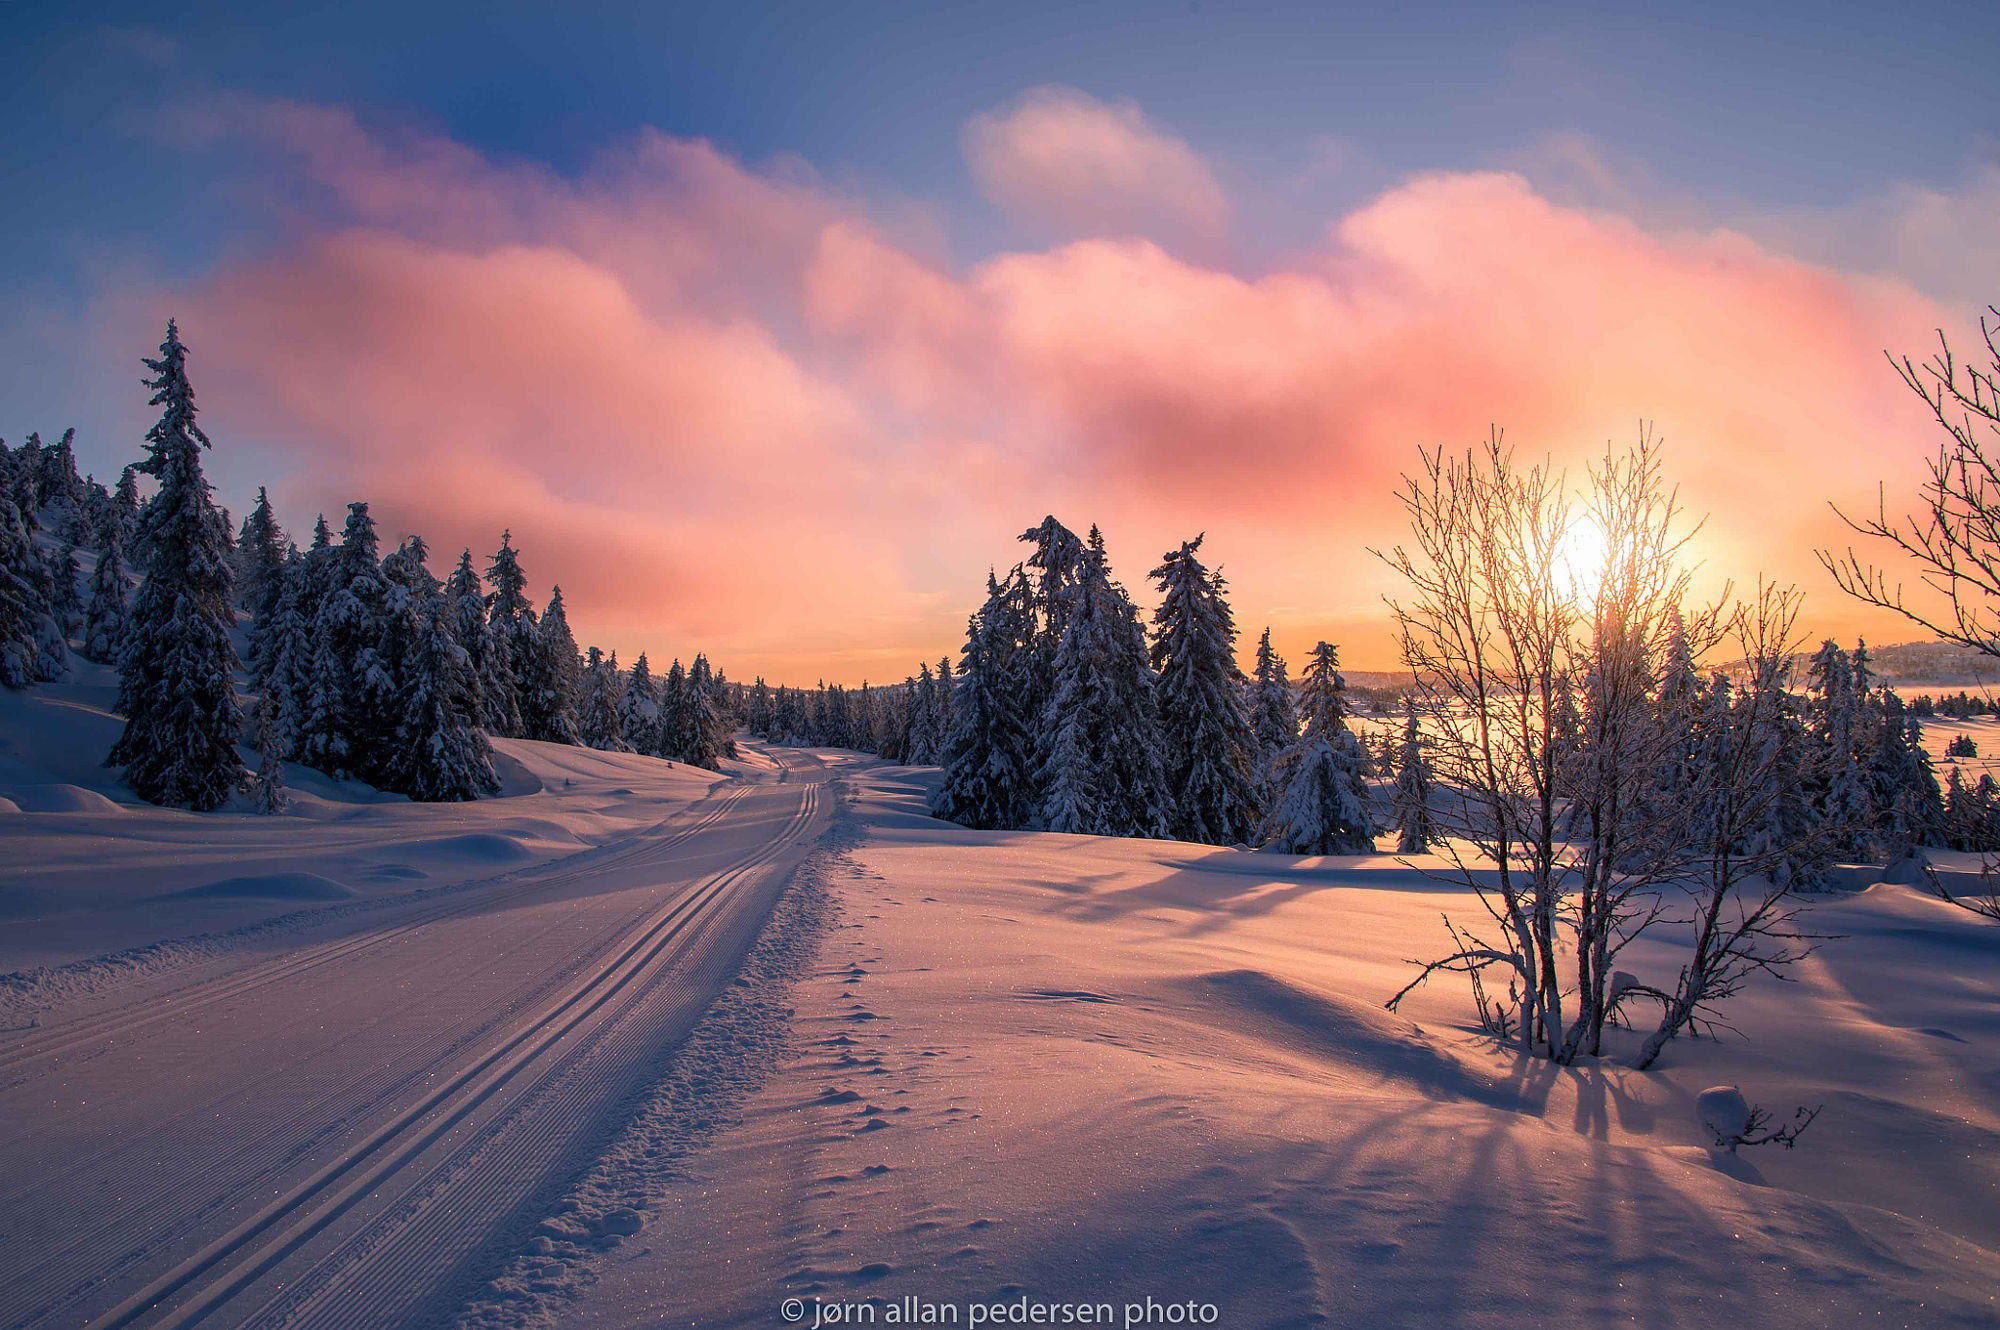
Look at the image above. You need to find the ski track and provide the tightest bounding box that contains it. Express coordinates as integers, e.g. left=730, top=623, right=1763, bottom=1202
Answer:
left=450, top=786, right=855, bottom=1330
left=0, top=776, right=754, bottom=1034
left=0, top=744, right=836, bottom=1329
left=0, top=779, right=755, bottom=1076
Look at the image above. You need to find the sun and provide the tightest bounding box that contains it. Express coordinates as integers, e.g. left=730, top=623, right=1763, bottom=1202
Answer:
left=1552, top=514, right=1610, bottom=606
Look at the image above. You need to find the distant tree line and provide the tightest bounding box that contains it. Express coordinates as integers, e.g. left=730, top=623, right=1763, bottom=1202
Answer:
left=736, top=661, right=957, bottom=767
left=1908, top=690, right=1998, bottom=719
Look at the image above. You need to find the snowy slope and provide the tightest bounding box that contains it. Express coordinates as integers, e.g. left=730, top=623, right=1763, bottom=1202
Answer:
left=0, top=674, right=734, bottom=1009
left=568, top=762, right=2000, bottom=1329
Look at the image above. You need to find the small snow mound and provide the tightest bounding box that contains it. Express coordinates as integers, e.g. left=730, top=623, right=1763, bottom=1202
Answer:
left=0, top=796, right=19, bottom=814
left=1882, top=853, right=1932, bottom=888
left=4, top=783, right=124, bottom=814
left=398, top=833, right=535, bottom=865
left=1696, top=1085, right=1752, bottom=1148
left=172, top=872, right=356, bottom=902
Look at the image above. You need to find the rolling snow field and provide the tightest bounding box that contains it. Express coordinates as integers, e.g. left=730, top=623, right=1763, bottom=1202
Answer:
left=568, top=762, right=2000, bottom=1329
left=2, top=687, right=1998, bottom=1327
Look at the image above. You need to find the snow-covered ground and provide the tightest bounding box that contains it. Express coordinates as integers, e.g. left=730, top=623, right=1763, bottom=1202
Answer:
left=569, top=763, right=2000, bottom=1329
left=0, top=663, right=738, bottom=1005
left=4, top=689, right=1998, bottom=1327
left=0, top=680, right=841, bottom=1328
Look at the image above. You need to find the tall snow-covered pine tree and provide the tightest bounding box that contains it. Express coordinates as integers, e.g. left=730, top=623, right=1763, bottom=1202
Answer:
left=1149, top=534, right=1261, bottom=845
left=1035, top=527, right=1171, bottom=838
left=110, top=321, right=245, bottom=809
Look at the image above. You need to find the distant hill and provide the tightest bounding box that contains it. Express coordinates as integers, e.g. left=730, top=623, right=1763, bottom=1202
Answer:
left=1345, top=643, right=2000, bottom=692
left=1345, top=670, right=1418, bottom=691
left=1812, top=640, right=2000, bottom=686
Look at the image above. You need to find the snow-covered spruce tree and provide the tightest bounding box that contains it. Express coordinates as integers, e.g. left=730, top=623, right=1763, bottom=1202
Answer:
left=781, top=684, right=806, bottom=742
left=1016, top=515, right=1086, bottom=785
left=49, top=527, right=82, bottom=634
left=384, top=595, right=499, bottom=801
left=12, top=433, right=42, bottom=509
left=376, top=534, right=443, bottom=742
left=694, top=654, right=737, bottom=760
left=578, top=647, right=631, bottom=752
left=442, top=549, right=499, bottom=736
left=1249, top=627, right=1299, bottom=783
left=520, top=584, right=582, bottom=745
left=0, top=495, right=67, bottom=686
left=320, top=502, right=395, bottom=779
left=681, top=654, right=729, bottom=769
left=1903, top=713, right=1948, bottom=849
left=930, top=656, right=956, bottom=759
left=1944, top=765, right=1973, bottom=850
left=111, top=466, right=142, bottom=551
left=1035, top=527, right=1171, bottom=838
left=261, top=549, right=311, bottom=754
left=236, top=486, right=289, bottom=623
left=1647, top=610, right=1703, bottom=818
left=252, top=696, right=288, bottom=815
left=1870, top=690, right=1944, bottom=856
left=619, top=652, right=663, bottom=756
left=294, top=625, right=350, bottom=777
left=1958, top=771, right=2000, bottom=855
left=875, top=679, right=910, bottom=761
left=110, top=321, right=244, bottom=809
left=660, top=658, right=691, bottom=761
left=80, top=521, right=133, bottom=665
left=855, top=681, right=880, bottom=752
left=38, top=428, right=84, bottom=511
left=1735, top=664, right=1831, bottom=892
left=1392, top=702, right=1434, bottom=853
left=744, top=676, right=773, bottom=737
left=905, top=662, right=938, bottom=764
left=932, top=568, right=1037, bottom=829
left=1373, top=724, right=1399, bottom=783
left=1807, top=638, right=1874, bottom=856
left=281, top=520, right=342, bottom=770
left=1259, top=642, right=1375, bottom=855
left=1150, top=534, right=1261, bottom=845
left=239, top=509, right=291, bottom=691
left=483, top=532, right=530, bottom=737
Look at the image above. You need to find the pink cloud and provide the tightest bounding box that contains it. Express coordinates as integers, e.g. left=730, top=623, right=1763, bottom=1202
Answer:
left=163, top=98, right=1960, bottom=680
left=961, top=87, right=1230, bottom=250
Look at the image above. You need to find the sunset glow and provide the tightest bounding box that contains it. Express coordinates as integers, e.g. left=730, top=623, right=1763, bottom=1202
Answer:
left=1554, top=513, right=1612, bottom=609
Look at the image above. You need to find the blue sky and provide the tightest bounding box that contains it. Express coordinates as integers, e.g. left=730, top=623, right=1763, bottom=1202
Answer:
left=9, top=1, right=1995, bottom=287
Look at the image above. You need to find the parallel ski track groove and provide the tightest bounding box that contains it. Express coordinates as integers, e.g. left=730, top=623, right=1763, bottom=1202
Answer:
left=87, top=777, right=819, bottom=1330
left=261, top=779, right=822, bottom=1330
left=1, top=813, right=765, bottom=1324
